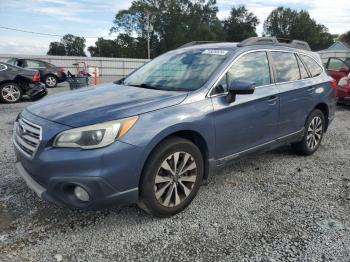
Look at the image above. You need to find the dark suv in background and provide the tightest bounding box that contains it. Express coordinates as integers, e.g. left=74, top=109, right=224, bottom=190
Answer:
left=6, top=58, right=66, bottom=88
left=14, top=37, right=336, bottom=217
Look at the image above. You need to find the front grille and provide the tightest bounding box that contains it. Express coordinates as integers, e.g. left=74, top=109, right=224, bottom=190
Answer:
left=13, top=117, right=42, bottom=158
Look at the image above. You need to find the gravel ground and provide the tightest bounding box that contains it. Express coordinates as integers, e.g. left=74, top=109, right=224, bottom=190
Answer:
left=0, top=83, right=350, bottom=261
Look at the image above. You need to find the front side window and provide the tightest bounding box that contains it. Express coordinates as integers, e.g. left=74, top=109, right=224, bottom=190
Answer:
left=124, top=49, right=230, bottom=91
left=213, top=51, right=271, bottom=94
left=300, top=55, right=323, bottom=77
left=271, top=52, right=300, bottom=83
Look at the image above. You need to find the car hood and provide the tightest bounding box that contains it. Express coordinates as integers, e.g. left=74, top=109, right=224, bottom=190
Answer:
left=26, top=83, right=188, bottom=127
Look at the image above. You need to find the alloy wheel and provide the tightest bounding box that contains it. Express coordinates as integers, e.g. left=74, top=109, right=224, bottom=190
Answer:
left=46, top=76, right=57, bottom=87
left=154, top=151, right=197, bottom=207
left=307, top=116, right=323, bottom=150
left=1, top=85, right=21, bottom=102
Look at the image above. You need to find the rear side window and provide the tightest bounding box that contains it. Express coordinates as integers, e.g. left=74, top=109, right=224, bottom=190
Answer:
left=0, top=64, right=6, bottom=71
left=300, top=55, right=323, bottom=77
left=25, top=60, right=41, bottom=68
left=271, top=52, right=300, bottom=83
left=296, top=55, right=309, bottom=79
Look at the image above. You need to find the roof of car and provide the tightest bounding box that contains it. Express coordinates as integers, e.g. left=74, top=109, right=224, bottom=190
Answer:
left=179, top=37, right=313, bottom=53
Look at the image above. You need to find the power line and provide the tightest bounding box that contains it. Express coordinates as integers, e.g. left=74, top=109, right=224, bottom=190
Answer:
left=0, top=26, right=116, bottom=39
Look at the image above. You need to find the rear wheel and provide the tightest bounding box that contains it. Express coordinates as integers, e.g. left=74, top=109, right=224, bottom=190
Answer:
left=138, top=137, right=203, bottom=217
left=292, top=109, right=325, bottom=156
left=44, top=75, right=57, bottom=88
left=0, top=82, right=22, bottom=103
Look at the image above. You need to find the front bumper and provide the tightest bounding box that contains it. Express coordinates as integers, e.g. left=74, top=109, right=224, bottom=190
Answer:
left=16, top=162, right=138, bottom=209
left=338, top=96, right=350, bottom=105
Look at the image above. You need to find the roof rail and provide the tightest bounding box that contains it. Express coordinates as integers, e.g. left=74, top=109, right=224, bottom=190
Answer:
left=237, top=37, right=311, bottom=51
left=179, top=41, right=223, bottom=48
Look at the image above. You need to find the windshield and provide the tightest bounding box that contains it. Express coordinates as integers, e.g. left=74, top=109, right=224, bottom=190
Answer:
left=124, top=49, right=230, bottom=91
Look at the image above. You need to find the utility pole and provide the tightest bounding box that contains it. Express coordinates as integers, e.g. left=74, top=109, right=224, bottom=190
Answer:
left=145, top=12, right=153, bottom=60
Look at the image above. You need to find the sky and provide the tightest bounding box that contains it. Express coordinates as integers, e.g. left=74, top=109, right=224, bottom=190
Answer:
left=0, top=0, right=349, bottom=55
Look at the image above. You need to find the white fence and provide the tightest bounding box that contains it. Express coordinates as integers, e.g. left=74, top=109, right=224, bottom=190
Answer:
left=318, top=50, right=350, bottom=64
left=0, top=54, right=149, bottom=78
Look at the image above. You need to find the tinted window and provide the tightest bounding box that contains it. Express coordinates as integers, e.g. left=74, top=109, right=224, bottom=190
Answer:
left=271, top=52, right=300, bottom=82
left=296, top=55, right=309, bottom=79
left=300, top=55, right=323, bottom=77
left=0, top=64, right=6, bottom=71
left=213, top=51, right=271, bottom=94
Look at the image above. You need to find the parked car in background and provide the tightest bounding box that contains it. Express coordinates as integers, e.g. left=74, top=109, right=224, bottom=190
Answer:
left=337, top=74, right=350, bottom=105
left=6, top=58, right=66, bottom=88
left=325, top=57, right=350, bottom=82
left=13, top=37, right=336, bottom=217
left=0, top=62, right=47, bottom=103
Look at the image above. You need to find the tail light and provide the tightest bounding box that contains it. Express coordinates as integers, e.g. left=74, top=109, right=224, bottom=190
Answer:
left=57, top=67, right=65, bottom=73
left=330, top=78, right=337, bottom=89
left=32, top=71, right=40, bottom=82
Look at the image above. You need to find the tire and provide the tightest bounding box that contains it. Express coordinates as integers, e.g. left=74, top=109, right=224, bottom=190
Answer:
left=292, top=109, right=325, bottom=156
left=44, top=75, right=58, bottom=88
left=138, top=137, right=204, bottom=217
left=0, top=82, right=23, bottom=103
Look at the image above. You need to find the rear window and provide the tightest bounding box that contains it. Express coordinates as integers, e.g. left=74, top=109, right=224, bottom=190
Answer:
left=271, top=52, right=300, bottom=83
left=300, top=55, right=323, bottom=77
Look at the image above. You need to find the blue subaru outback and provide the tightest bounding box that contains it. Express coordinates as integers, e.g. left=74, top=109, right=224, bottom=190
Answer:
left=13, top=37, right=336, bottom=217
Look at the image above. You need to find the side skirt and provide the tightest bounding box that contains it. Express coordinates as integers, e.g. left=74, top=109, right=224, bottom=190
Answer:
left=207, top=128, right=305, bottom=179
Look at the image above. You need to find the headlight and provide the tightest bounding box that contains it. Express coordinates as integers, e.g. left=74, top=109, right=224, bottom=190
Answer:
left=338, top=77, right=348, bottom=87
left=53, top=116, right=138, bottom=149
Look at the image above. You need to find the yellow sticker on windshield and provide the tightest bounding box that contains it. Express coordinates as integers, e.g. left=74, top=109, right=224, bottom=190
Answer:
left=202, top=50, right=228, bottom=56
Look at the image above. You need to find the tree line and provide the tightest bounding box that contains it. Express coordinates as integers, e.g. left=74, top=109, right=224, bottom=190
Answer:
left=47, top=1, right=349, bottom=58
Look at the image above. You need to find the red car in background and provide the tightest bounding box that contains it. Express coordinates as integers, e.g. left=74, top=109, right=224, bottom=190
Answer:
left=325, top=57, right=350, bottom=104
left=325, top=57, right=350, bottom=82
left=337, top=75, right=350, bottom=105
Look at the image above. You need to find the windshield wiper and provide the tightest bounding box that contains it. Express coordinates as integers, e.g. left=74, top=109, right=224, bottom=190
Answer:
left=128, top=83, right=163, bottom=90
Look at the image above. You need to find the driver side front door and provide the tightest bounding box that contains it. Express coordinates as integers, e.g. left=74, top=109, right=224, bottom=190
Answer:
left=210, top=51, right=280, bottom=160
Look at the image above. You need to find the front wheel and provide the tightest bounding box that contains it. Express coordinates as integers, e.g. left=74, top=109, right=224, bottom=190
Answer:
left=138, top=137, right=203, bottom=217
left=0, top=82, right=23, bottom=103
left=292, top=109, right=325, bottom=156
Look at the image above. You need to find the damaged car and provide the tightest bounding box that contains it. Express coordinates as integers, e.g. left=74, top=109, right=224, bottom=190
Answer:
left=0, top=62, right=47, bottom=103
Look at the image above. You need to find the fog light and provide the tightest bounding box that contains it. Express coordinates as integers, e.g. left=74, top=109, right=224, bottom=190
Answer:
left=74, top=186, right=90, bottom=202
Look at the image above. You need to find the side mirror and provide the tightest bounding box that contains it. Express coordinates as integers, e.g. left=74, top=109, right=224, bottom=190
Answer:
left=226, top=80, right=255, bottom=103
left=339, top=67, right=349, bottom=74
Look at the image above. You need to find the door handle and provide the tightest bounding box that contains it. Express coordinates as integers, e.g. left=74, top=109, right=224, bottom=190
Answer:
left=307, top=86, right=315, bottom=93
left=267, top=95, right=278, bottom=104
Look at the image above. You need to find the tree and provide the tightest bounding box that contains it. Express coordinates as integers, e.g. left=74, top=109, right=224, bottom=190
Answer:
left=339, top=31, right=350, bottom=45
left=47, top=34, right=86, bottom=56
left=223, top=6, right=259, bottom=42
left=88, top=38, right=120, bottom=57
left=110, top=0, right=224, bottom=58
left=47, top=42, right=66, bottom=55
left=263, top=7, right=334, bottom=50
left=61, top=34, right=86, bottom=56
